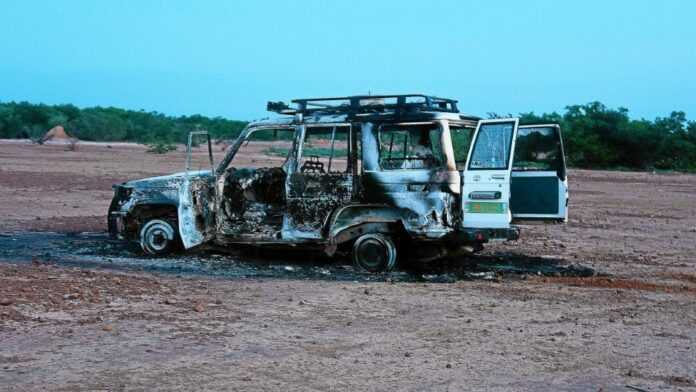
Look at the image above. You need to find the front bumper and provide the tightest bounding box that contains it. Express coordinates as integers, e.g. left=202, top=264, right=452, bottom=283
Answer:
left=108, top=186, right=133, bottom=239
left=108, top=211, right=127, bottom=239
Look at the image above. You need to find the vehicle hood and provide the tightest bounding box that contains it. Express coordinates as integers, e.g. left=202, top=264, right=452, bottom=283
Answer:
left=117, top=170, right=214, bottom=189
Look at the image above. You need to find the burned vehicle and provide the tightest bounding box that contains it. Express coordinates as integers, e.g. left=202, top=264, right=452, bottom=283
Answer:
left=109, top=94, right=568, bottom=272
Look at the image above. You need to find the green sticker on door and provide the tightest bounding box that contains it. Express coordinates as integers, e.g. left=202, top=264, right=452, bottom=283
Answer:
left=465, top=202, right=507, bottom=214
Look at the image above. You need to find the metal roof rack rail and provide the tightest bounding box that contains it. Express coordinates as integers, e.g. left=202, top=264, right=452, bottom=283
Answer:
left=267, top=94, right=459, bottom=116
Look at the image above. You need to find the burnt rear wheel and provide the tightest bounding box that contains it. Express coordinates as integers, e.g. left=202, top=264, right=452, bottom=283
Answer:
left=140, top=219, right=178, bottom=256
left=352, top=233, right=397, bottom=273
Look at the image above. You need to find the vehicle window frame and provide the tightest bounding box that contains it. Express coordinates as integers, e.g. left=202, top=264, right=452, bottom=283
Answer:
left=449, top=125, right=475, bottom=170
left=467, top=120, right=516, bottom=171
left=218, top=125, right=297, bottom=172
left=376, top=121, right=445, bottom=171
left=513, top=124, right=567, bottom=179
left=297, top=124, right=352, bottom=174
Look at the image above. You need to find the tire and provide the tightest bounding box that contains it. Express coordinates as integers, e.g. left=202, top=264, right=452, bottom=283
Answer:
left=140, top=219, right=178, bottom=256
left=352, top=233, right=397, bottom=273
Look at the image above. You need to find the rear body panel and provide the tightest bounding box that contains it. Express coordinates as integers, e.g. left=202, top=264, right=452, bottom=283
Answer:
left=359, top=121, right=460, bottom=239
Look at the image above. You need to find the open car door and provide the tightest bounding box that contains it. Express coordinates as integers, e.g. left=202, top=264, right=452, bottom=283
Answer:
left=510, top=124, right=568, bottom=222
left=178, top=131, right=217, bottom=249
left=461, top=119, right=518, bottom=229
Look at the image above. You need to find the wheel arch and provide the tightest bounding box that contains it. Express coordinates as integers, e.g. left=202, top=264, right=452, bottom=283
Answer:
left=123, top=202, right=179, bottom=240
left=326, top=204, right=411, bottom=246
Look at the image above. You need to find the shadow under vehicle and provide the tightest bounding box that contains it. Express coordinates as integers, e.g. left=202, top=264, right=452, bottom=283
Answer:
left=108, top=94, right=568, bottom=272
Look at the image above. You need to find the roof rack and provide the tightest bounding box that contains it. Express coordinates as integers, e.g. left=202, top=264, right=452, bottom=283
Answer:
left=267, top=94, right=459, bottom=117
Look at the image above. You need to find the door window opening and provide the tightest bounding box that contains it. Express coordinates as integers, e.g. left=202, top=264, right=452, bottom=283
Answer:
left=298, top=126, right=351, bottom=174
left=451, top=126, right=474, bottom=170
left=513, top=126, right=564, bottom=174
left=378, top=124, right=444, bottom=170
left=468, top=122, right=515, bottom=170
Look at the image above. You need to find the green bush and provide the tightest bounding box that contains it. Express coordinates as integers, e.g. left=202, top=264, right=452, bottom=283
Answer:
left=519, top=103, right=696, bottom=172
left=146, top=142, right=178, bottom=154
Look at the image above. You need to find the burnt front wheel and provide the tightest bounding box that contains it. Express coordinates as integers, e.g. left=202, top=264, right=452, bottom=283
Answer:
left=140, top=219, right=178, bottom=256
left=352, top=233, right=397, bottom=273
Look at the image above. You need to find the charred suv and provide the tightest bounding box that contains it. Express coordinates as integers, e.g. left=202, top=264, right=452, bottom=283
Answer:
left=109, top=95, right=568, bottom=272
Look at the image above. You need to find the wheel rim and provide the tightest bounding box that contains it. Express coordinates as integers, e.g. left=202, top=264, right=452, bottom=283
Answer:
left=353, top=234, right=396, bottom=272
left=145, top=227, right=169, bottom=251
left=140, top=220, right=175, bottom=254
left=357, top=239, right=388, bottom=269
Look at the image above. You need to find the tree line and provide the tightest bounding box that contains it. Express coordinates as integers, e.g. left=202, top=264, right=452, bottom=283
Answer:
left=517, top=102, right=696, bottom=172
left=1, top=100, right=695, bottom=171
left=0, top=101, right=247, bottom=145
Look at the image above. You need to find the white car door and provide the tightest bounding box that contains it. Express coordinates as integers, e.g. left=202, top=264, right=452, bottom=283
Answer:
left=460, top=119, right=519, bottom=229
left=510, top=124, right=568, bottom=222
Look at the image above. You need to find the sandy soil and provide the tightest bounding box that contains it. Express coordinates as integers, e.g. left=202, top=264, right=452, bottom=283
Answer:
left=1, top=140, right=695, bottom=391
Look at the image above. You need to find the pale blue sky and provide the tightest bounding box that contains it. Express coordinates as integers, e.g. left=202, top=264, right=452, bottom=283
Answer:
left=1, top=0, right=694, bottom=120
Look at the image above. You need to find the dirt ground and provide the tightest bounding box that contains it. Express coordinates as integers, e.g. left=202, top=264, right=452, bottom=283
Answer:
left=1, top=140, right=695, bottom=391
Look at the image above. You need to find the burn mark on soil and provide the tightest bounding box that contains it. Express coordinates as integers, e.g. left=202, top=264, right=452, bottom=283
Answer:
left=0, top=232, right=598, bottom=284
